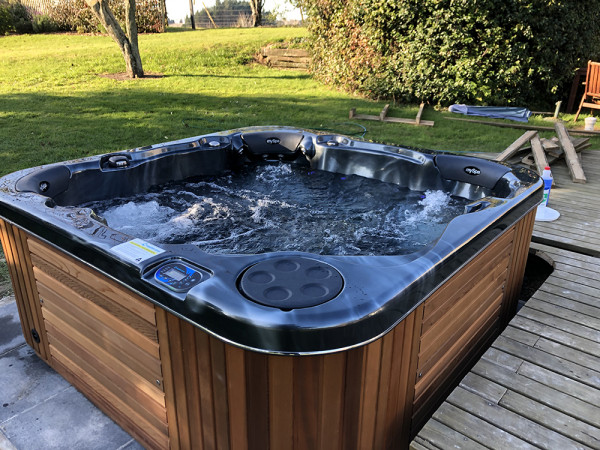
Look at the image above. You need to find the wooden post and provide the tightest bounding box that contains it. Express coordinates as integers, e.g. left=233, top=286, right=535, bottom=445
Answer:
left=554, top=121, right=587, bottom=183
left=380, top=104, right=390, bottom=121
left=553, top=101, right=562, bottom=120
left=415, top=103, right=425, bottom=125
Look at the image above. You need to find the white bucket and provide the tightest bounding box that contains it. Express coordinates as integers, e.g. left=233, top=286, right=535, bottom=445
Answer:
left=584, top=116, right=597, bottom=131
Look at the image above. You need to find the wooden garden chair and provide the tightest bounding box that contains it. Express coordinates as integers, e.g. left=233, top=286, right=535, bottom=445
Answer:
left=575, top=60, right=600, bottom=121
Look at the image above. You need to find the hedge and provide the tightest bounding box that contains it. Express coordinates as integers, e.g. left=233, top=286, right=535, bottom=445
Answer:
left=1, top=0, right=163, bottom=34
left=50, top=0, right=164, bottom=33
left=296, top=0, right=600, bottom=106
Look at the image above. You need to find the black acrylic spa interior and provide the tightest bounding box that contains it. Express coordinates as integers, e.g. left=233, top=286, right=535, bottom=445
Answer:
left=0, top=127, right=542, bottom=449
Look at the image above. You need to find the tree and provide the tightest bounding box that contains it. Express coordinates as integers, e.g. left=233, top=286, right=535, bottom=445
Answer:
left=85, top=0, right=144, bottom=78
left=249, top=0, right=263, bottom=26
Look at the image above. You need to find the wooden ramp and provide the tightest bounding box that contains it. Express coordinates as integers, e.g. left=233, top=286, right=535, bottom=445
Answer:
left=532, top=150, right=600, bottom=256
left=411, top=242, right=600, bottom=449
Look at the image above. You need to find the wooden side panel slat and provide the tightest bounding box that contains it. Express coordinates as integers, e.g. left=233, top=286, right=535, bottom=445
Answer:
left=502, top=210, right=535, bottom=322
left=269, top=355, right=294, bottom=449
left=31, top=254, right=158, bottom=345
left=245, top=350, right=270, bottom=450
left=318, top=352, right=346, bottom=450
left=45, top=318, right=167, bottom=430
left=411, top=304, right=503, bottom=432
left=166, top=312, right=191, bottom=450
left=358, top=338, right=382, bottom=449
left=0, top=221, right=48, bottom=358
left=422, top=227, right=514, bottom=328
left=27, top=237, right=156, bottom=325
left=419, top=264, right=510, bottom=368
left=15, top=227, right=51, bottom=359
left=196, top=329, right=217, bottom=450
left=37, top=281, right=163, bottom=384
left=415, top=291, right=504, bottom=403
left=179, top=322, right=204, bottom=449
left=373, top=324, right=398, bottom=450
left=16, top=234, right=170, bottom=449
left=225, top=345, right=248, bottom=450
left=210, top=336, right=231, bottom=450
left=156, top=308, right=180, bottom=450
left=342, top=346, right=366, bottom=449
left=294, top=355, right=322, bottom=450
left=50, top=347, right=168, bottom=450
left=33, top=265, right=160, bottom=358
left=0, top=220, right=34, bottom=348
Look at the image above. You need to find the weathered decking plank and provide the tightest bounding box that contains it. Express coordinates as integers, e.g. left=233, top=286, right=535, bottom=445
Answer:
left=446, top=386, right=587, bottom=448
left=532, top=150, right=600, bottom=255
left=412, top=244, right=600, bottom=448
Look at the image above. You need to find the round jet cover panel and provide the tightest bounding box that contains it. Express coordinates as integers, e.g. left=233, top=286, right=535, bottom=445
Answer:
left=239, top=257, right=344, bottom=309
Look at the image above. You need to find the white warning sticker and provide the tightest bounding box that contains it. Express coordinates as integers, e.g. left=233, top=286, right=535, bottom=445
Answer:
left=111, top=239, right=165, bottom=264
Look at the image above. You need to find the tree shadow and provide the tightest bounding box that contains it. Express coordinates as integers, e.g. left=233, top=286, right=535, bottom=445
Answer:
left=176, top=72, right=311, bottom=80
left=0, top=90, right=360, bottom=174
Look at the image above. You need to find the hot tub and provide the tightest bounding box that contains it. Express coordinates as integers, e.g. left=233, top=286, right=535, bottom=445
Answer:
left=0, top=127, right=541, bottom=449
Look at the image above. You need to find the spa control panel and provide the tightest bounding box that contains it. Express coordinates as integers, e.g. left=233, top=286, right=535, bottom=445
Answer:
left=154, top=261, right=204, bottom=292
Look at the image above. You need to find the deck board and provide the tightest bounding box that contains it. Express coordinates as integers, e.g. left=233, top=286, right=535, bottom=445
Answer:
left=411, top=244, right=600, bottom=449
left=532, top=150, right=600, bottom=255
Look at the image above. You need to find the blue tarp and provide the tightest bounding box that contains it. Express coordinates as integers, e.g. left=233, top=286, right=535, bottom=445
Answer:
left=448, top=104, right=532, bottom=122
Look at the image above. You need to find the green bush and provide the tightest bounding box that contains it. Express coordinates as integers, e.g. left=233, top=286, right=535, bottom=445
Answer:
left=0, top=2, right=12, bottom=34
left=32, top=13, right=57, bottom=33
left=49, top=0, right=163, bottom=33
left=49, top=0, right=98, bottom=33
left=297, top=0, right=600, bottom=106
left=8, top=0, right=32, bottom=33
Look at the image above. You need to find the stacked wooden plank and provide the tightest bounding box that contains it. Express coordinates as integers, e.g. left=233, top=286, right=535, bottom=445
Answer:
left=258, top=46, right=310, bottom=70
left=495, top=122, right=588, bottom=183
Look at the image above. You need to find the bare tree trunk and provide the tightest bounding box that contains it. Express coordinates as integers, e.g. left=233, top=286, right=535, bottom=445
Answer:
left=124, top=0, right=143, bottom=73
left=249, top=0, right=263, bottom=27
left=85, top=0, right=144, bottom=78
left=188, top=0, right=195, bottom=29
left=160, top=0, right=166, bottom=32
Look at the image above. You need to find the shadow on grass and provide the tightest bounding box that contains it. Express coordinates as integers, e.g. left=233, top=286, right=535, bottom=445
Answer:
left=177, top=72, right=312, bottom=80
left=0, top=90, right=361, bottom=174
left=0, top=89, right=548, bottom=176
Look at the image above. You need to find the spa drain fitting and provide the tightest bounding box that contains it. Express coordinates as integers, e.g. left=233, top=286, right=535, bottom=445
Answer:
left=239, top=257, right=344, bottom=309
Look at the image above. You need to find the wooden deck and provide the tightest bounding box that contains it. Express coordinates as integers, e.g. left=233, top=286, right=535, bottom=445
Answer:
left=532, top=150, right=600, bottom=256
left=412, top=150, right=600, bottom=449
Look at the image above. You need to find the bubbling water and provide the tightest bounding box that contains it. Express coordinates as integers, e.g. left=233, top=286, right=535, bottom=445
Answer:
left=86, top=163, right=469, bottom=256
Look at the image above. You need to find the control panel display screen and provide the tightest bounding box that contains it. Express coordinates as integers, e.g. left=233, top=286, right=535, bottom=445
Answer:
left=154, top=261, right=204, bottom=293
left=165, top=268, right=186, bottom=281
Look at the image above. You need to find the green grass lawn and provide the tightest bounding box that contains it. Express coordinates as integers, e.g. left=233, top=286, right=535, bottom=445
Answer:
left=1, top=27, right=597, bottom=179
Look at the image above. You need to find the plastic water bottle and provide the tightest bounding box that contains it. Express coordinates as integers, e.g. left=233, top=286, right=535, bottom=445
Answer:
left=541, top=166, right=552, bottom=206
left=536, top=166, right=559, bottom=222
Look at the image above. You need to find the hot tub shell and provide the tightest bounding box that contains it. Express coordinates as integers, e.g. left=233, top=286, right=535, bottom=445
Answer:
left=0, top=127, right=540, bottom=449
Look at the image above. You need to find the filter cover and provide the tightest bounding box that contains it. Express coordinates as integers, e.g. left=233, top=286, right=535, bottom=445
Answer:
left=239, top=257, right=343, bottom=309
